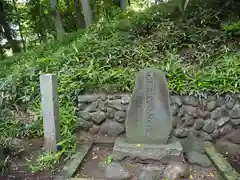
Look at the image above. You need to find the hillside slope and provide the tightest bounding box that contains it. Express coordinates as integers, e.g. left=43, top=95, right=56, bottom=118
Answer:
left=0, top=0, right=239, bottom=171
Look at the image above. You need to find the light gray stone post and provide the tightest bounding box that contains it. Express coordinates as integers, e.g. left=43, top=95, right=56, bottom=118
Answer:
left=81, top=0, right=93, bottom=28
left=40, top=74, right=61, bottom=152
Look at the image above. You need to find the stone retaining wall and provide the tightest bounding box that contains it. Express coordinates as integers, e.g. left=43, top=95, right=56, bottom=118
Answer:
left=76, top=93, right=240, bottom=143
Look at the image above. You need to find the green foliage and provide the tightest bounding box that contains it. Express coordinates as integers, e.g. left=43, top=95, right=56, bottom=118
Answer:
left=183, top=0, right=240, bottom=28
left=0, top=0, right=239, bottom=172
left=222, top=21, right=240, bottom=32
left=0, top=31, right=84, bottom=78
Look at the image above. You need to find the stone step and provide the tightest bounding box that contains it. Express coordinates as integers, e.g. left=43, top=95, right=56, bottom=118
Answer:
left=54, top=143, right=92, bottom=180
left=205, top=141, right=240, bottom=180
left=68, top=179, right=105, bottom=180
left=56, top=177, right=105, bottom=180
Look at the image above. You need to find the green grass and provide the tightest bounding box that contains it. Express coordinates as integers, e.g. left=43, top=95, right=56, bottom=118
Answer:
left=0, top=0, right=239, bottom=172
left=0, top=31, right=85, bottom=78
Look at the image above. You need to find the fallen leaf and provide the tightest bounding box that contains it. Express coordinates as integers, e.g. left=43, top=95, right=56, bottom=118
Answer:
left=210, top=173, right=214, bottom=177
left=92, top=156, right=98, bottom=160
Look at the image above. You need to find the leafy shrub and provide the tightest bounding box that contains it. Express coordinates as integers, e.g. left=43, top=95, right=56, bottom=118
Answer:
left=0, top=31, right=84, bottom=78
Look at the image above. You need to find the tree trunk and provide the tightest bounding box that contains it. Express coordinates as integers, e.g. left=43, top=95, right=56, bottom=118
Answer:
left=38, top=0, right=47, bottom=43
left=0, top=7, right=21, bottom=53
left=120, top=0, right=128, bottom=9
left=80, top=0, right=92, bottom=28
left=50, top=0, right=65, bottom=40
left=74, top=0, right=86, bottom=29
left=12, top=0, right=26, bottom=52
left=0, top=44, right=5, bottom=60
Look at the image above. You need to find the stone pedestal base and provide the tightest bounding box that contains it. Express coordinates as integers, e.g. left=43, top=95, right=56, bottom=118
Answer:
left=111, top=138, right=183, bottom=163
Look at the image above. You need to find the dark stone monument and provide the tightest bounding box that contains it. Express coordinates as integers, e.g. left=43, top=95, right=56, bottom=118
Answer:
left=112, top=68, right=183, bottom=161
left=125, top=68, right=172, bottom=144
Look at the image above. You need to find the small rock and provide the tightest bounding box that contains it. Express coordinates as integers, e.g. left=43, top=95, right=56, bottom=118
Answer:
left=172, top=117, right=180, bottom=128
left=76, top=118, right=93, bottom=130
left=108, top=95, right=114, bottom=100
left=216, top=97, right=225, bottom=107
left=174, top=128, right=189, bottom=138
left=163, top=161, right=189, bottom=180
left=230, top=107, right=240, bottom=119
left=115, top=111, right=126, bottom=120
left=76, top=111, right=91, bottom=121
left=194, top=118, right=204, bottom=130
left=225, top=96, right=235, bottom=109
left=230, top=118, right=240, bottom=125
left=100, top=94, right=107, bottom=101
left=211, top=110, right=221, bottom=120
left=186, top=151, right=212, bottom=167
left=203, top=119, right=216, bottom=133
left=98, top=101, right=108, bottom=112
left=108, top=94, right=122, bottom=100
left=211, top=129, right=220, bottom=138
left=211, top=107, right=228, bottom=120
left=180, top=136, right=205, bottom=154
left=116, top=118, right=125, bottom=123
left=89, top=124, right=100, bottom=134
left=219, top=124, right=232, bottom=136
left=100, top=120, right=125, bottom=136
left=183, top=96, right=199, bottom=106
left=174, top=96, right=183, bottom=106
left=105, top=162, right=132, bottom=179
left=139, top=170, right=158, bottom=180
left=85, top=102, right=98, bottom=112
left=207, top=95, right=216, bottom=101
left=199, top=131, right=212, bottom=141
left=189, top=130, right=200, bottom=137
left=185, top=116, right=195, bottom=127
left=78, top=94, right=99, bottom=103
left=178, top=116, right=188, bottom=127
left=77, top=103, right=87, bottom=110
left=108, top=100, right=127, bottom=111
left=171, top=104, right=180, bottom=116
left=183, top=105, right=199, bottom=117
left=106, top=107, right=115, bottom=119
left=121, top=94, right=131, bottom=105
left=199, top=111, right=211, bottom=119
left=216, top=117, right=230, bottom=127
left=90, top=111, right=106, bottom=124
left=114, top=94, right=122, bottom=99
left=225, top=130, right=240, bottom=144
left=177, top=108, right=185, bottom=117
left=206, top=101, right=216, bottom=111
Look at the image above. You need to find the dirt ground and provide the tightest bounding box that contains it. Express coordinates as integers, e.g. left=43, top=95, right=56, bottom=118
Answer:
left=221, top=150, right=240, bottom=174
left=214, top=141, right=240, bottom=174
left=1, top=131, right=230, bottom=180
left=75, top=144, right=220, bottom=180
left=1, top=131, right=116, bottom=180
left=1, top=138, right=64, bottom=180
